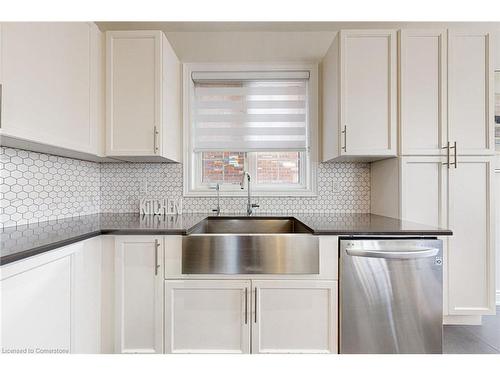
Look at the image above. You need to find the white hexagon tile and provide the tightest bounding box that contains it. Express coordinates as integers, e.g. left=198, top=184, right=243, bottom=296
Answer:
left=100, top=162, right=371, bottom=214
left=1, top=147, right=101, bottom=228
left=1, top=146, right=371, bottom=228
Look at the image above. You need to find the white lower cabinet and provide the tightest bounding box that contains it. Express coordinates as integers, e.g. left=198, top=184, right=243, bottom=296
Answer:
left=0, top=243, right=79, bottom=353
left=164, top=279, right=338, bottom=354
left=114, top=236, right=163, bottom=354
left=73, top=236, right=103, bottom=354
left=447, top=157, right=496, bottom=315
left=164, top=280, right=251, bottom=354
left=252, top=280, right=338, bottom=354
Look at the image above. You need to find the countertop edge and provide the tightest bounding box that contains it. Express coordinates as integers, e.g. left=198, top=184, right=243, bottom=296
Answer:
left=313, top=230, right=453, bottom=236
left=1, top=226, right=452, bottom=266
left=0, top=230, right=103, bottom=266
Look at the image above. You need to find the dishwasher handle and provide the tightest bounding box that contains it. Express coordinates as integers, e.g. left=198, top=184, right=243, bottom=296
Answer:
left=346, top=247, right=439, bottom=259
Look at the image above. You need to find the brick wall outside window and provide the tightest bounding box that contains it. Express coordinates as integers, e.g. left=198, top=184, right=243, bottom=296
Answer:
left=201, top=151, right=301, bottom=186
left=202, top=152, right=245, bottom=184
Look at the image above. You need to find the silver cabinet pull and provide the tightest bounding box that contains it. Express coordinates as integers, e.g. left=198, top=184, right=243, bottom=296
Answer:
left=254, top=287, right=258, bottom=323
left=450, top=141, right=457, bottom=169
left=442, top=141, right=450, bottom=168
left=153, top=126, right=159, bottom=154
left=244, top=287, right=248, bottom=325
left=341, top=125, right=347, bottom=152
left=154, top=239, right=160, bottom=276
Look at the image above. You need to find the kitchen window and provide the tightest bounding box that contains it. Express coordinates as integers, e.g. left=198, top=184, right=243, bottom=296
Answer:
left=183, top=65, right=318, bottom=197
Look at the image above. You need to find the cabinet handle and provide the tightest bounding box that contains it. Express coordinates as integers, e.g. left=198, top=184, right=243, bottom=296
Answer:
left=154, top=239, right=160, bottom=276
left=244, top=287, right=248, bottom=325
left=449, top=141, right=457, bottom=169
left=254, top=287, right=258, bottom=323
left=341, top=125, right=347, bottom=152
left=442, top=141, right=450, bottom=168
left=153, top=126, right=159, bottom=154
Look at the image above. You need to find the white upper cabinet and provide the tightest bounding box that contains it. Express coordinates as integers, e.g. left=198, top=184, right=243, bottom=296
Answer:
left=399, top=30, right=447, bottom=156
left=448, top=30, right=495, bottom=155
left=106, top=30, right=181, bottom=162
left=322, top=29, right=397, bottom=162
left=0, top=22, right=104, bottom=158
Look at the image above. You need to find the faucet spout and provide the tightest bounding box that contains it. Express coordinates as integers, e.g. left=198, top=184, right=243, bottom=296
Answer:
left=241, top=171, right=259, bottom=215
left=211, top=183, right=221, bottom=216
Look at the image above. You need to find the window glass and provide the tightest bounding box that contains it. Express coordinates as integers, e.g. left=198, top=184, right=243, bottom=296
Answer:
left=201, top=152, right=245, bottom=184
left=256, top=152, right=300, bottom=185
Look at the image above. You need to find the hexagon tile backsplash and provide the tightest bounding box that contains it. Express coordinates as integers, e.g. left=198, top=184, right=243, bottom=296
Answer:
left=1, top=147, right=101, bottom=227
left=1, top=146, right=371, bottom=228
left=100, top=162, right=371, bottom=215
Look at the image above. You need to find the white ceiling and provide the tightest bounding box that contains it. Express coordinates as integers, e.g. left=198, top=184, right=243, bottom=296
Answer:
left=96, top=22, right=500, bottom=63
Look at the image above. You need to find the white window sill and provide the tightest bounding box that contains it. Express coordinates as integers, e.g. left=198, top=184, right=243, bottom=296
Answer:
left=183, top=189, right=318, bottom=198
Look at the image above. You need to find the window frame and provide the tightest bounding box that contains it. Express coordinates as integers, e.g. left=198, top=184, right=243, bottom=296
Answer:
left=183, top=63, right=318, bottom=197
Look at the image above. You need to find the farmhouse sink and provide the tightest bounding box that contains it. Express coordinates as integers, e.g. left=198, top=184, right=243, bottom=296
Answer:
left=188, top=216, right=313, bottom=234
left=182, top=217, right=319, bottom=275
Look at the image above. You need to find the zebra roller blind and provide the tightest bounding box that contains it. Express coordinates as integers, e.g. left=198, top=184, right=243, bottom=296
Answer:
left=192, top=71, right=309, bottom=152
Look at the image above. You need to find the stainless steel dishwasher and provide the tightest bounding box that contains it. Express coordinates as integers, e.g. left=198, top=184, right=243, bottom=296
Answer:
left=340, top=238, right=443, bottom=354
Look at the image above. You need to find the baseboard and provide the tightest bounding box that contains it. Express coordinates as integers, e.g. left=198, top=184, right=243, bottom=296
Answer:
left=443, top=315, right=483, bottom=325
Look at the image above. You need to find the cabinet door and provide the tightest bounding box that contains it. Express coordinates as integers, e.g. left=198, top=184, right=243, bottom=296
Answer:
left=115, top=236, right=163, bottom=353
left=165, top=280, right=251, bottom=354
left=448, top=31, right=495, bottom=155
left=400, top=156, right=448, bottom=227
left=72, top=237, right=102, bottom=354
left=399, top=30, right=447, bottom=155
left=251, top=280, right=337, bottom=354
left=106, top=31, right=161, bottom=156
left=0, top=23, right=98, bottom=154
left=447, top=157, right=496, bottom=315
left=340, top=30, right=397, bottom=157
left=1, top=245, right=78, bottom=353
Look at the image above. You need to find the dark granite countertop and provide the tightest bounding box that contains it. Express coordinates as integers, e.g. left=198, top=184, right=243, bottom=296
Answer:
left=1, top=213, right=452, bottom=265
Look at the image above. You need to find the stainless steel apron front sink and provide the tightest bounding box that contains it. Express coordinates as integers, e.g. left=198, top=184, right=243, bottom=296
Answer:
left=182, top=217, right=319, bottom=275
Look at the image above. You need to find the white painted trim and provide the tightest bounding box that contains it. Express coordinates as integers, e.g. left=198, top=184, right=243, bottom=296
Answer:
left=443, top=315, right=483, bottom=325
left=496, top=290, right=500, bottom=305
left=182, top=62, right=319, bottom=197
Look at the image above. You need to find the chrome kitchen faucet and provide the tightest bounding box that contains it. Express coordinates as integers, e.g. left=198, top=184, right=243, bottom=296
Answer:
left=240, top=171, right=259, bottom=215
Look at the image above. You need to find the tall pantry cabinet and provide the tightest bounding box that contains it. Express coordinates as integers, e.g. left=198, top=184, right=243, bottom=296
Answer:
left=372, top=29, right=496, bottom=323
